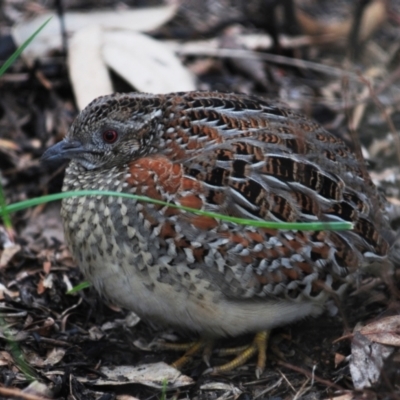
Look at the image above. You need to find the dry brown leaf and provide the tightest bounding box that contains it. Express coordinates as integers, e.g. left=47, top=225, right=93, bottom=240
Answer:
left=0, top=244, right=21, bottom=269
left=36, top=278, right=45, bottom=295
left=200, top=382, right=242, bottom=396
left=324, top=393, right=359, bottom=400
left=24, top=349, right=45, bottom=368
left=334, top=352, right=346, bottom=367
left=360, top=316, right=400, bottom=346
left=79, top=362, right=193, bottom=389
left=43, top=261, right=51, bottom=275
left=296, top=0, right=386, bottom=43
left=387, top=196, right=400, bottom=206
left=37, top=273, right=55, bottom=295
left=0, top=139, right=20, bottom=151
left=43, top=348, right=66, bottom=366
left=0, top=283, right=19, bottom=300
left=88, top=326, right=104, bottom=341
left=0, top=351, right=13, bottom=367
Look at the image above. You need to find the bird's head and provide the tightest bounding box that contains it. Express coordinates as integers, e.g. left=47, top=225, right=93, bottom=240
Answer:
left=41, top=93, right=163, bottom=170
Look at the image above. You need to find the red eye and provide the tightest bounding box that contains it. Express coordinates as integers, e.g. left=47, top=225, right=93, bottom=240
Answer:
left=102, top=130, right=118, bottom=143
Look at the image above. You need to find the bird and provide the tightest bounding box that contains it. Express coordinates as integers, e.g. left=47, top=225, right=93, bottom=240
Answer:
left=42, top=91, right=397, bottom=376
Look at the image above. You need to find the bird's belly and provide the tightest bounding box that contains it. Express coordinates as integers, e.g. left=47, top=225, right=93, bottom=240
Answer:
left=69, top=233, right=229, bottom=334
left=69, top=231, right=326, bottom=337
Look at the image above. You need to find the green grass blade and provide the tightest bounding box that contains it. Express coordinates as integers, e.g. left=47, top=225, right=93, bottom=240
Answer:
left=0, top=182, right=12, bottom=230
left=0, top=17, right=52, bottom=231
left=0, top=18, right=51, bottom=76
left=67, top=281, right=91, bottom=294
left=0, top=16, right=52, bottom=384
left=0, top=319, right=37, bottom=381
left=0, top=190, right=353, bottom=231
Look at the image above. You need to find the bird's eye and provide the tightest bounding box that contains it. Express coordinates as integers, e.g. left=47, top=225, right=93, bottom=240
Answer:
left=102, top=130, right=118, bottom=144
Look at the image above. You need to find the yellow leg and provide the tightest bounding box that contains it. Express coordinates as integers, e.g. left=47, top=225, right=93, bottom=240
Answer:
left=216, top=345, right=250, bottom=356
left=157, top=331, right=270, bottom=376
left=205, top=331, right=270, bottom=378
left=170, top=339, right=207, bottom=370
left=202, top=339, right=215, bottom=367
left=255, top=331, right=269, bottom=378
left=157, top=342, right=196, bottom=352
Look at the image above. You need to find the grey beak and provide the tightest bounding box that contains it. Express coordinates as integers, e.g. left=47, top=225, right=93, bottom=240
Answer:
left=41, top=139, right=84, bottom=166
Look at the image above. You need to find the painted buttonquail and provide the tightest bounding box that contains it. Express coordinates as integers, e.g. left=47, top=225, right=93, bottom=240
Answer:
left=42, top=91, right=397, bottom=374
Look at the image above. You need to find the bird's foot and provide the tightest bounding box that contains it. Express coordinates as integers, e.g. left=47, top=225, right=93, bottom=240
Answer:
left=154, top=331, right=270, bottom=377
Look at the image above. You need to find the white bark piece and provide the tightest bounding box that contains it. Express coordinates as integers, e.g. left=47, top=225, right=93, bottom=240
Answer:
left=350, top=331, right=394, bottom=389
left=103, top=31, right=196, bottom=94
left=68, top=25, right=113, bottom=110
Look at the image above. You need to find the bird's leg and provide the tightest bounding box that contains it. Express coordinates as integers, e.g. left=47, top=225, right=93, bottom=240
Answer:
left=157, top=341, right=197, bottom=352
left=155, top=338, right=213, bottom=367
left=255, top=330, right=269, bottom=378
left=216, top=344, right=251, bottom=356
left=159, top=331, right=270, bottom=376
left=170, top=338, right=208, bottom=370
left=204, top=331, right=270, bottom=378
left=202, top=339, right=215, bottom=367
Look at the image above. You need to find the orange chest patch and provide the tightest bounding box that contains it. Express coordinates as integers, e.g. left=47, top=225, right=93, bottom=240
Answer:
left=127, top=156, right=183, bottom=194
